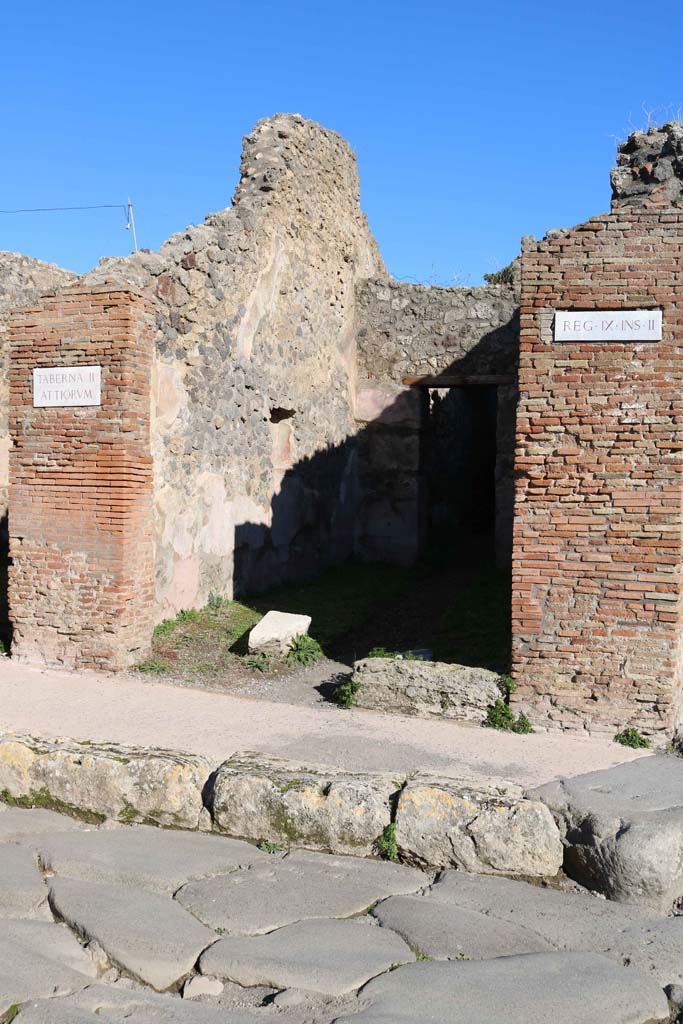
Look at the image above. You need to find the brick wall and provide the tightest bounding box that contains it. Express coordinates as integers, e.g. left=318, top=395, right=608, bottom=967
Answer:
left=511, top=211, right=683, bottom=740
left=8, top=285, right=155, bottom=670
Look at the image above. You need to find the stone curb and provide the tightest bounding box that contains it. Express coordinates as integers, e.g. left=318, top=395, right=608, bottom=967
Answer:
left=0, top=733, right=563, bottom=877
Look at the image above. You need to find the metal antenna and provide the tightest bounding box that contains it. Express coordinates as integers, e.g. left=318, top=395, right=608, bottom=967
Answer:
left=126, top=198, right=138, bottom=252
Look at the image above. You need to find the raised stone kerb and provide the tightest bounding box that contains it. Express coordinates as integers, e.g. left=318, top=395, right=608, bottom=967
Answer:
left=394, top=774, right=563, bottom=878
left=0, top=735, right=211, bottom=829
left=209, top=752, right=397, bottom=856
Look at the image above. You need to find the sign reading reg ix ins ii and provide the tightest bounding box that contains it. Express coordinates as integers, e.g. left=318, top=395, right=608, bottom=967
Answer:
left=554, top=310, right=662, bottom=342
left=32, top=366, right=102, bottom=408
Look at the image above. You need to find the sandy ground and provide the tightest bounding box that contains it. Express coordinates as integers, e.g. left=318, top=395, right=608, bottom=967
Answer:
left=0, top=658, right=648, bottom=789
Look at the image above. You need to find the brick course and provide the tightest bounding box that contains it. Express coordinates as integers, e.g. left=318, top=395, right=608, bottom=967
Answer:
left=511, top=210, right=683, bottom=739
left=7, top=286, right=155, bottom=670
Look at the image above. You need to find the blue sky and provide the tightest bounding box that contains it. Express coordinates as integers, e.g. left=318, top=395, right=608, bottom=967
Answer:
left=2, top=0, right=682, bottom=283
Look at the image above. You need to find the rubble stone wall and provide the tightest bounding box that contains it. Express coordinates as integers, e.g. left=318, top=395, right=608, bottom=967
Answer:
left=512, top=209, right=683, bottom=739
left=354, top=277, right=520, bottom=564
left=82, top=115, right=384, bottom=614
left=356, top=276, right=519, bottom=383
left=8, top=286, right=155, bottom=670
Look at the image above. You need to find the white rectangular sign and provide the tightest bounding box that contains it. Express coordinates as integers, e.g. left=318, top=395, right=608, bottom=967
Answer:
left=554, top=310, right=662, bottom=342
left=32, top=366, right=101, bottom=408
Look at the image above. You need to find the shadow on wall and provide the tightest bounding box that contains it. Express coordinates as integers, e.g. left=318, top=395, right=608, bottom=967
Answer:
left=233, top=313, right=519, bottom=598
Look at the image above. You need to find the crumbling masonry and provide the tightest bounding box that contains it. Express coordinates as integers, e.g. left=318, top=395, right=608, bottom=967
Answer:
left=2, top=116, right=683, bottom=739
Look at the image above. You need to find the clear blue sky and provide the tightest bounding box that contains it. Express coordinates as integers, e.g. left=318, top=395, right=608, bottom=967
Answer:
left=3, top=0, right=682, bottom=284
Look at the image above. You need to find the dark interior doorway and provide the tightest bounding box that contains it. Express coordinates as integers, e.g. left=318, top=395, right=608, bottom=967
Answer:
left=423, top=385, right=498, bottom=560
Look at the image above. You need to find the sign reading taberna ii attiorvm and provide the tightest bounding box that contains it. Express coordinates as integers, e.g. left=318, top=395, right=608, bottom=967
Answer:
left=32, top=366, right=102, bottom=408
left=554, top=310, right=662, bottom=342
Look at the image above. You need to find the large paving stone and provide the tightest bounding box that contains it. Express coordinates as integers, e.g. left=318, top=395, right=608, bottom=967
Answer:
left=531, top=755, right=683, bottom=911
left=394, top=776, right=563, bottom=878
left=176, top=849, right=426, bottom=935
left=199, top=917, right=414, bottom=995
left=351, top=657, right=501, bottom=723
left=13, top=985, right=260, bottom=1023
left=601, top=917, right=683, bottom=990
left=49, top=876, right=217, bottom=991
left=211, top=754, right=396, bottom=857
left=426, top=871, right=656, bottom=951
left=332, top=952, right=671, bottom=1024
left=1, top=920, right=98, bottom=979
left=0, top=735, right=211, bottom=829
left=371, top=894, right=554, bottom=959
left=0, top=805, right=83, bottom=842
left=36, top=824, right=266, bottom=893
left=0, top=927, right=91, bottom=1018
left=0, top=845, right=50, bottom=919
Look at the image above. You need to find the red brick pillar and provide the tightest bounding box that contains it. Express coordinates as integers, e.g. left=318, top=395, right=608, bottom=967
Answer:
left=511, top=212, right=683, bottom=740
left=8, top=285, right=155, bottom=670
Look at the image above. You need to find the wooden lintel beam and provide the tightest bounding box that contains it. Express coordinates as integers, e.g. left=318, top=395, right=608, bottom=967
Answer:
left=401, top=374, right=516, bottom=388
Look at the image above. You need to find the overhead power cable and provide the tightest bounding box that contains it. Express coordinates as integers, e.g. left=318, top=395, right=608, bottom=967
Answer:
left=0, top=204, right=126, bottom=213
left=0, top=200, right=139, bottom=251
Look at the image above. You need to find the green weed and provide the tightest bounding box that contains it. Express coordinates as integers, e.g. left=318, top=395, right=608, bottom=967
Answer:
left=286, top=634, right=323, bottom=666
left=336, top=678, right=360, bottom=709
left=243, top=653, right=270, bottom=673
left=485, top=699, right=534, bottom=734
left=257, top=839, right=282, bottom=853
left=137, top=657, right=170, bottom=674
left=614, top=727, right=651, bottom=749
left=376, top=822, right=399, bottom=862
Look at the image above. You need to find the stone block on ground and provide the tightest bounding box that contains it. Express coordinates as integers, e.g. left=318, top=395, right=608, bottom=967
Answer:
left=210, top=753, right=397, bottom=856
left=199, top=917, right=414, bottom=996
left=48, top=876, right=217, bottom=991
left=394, top=774, right=563, bottom=877
left=530, top=755, right=683, bottom=911
left=35, top=823, right=266, bottom=893
left=176, top=848, right=426, bottom=935
left=247, top=611, right=311, bottom=654
left=351, top=657, right=502, bottom=723
left=0, top=734, right=211, bottom=829
left=331, top=952, right=670, bottom=1024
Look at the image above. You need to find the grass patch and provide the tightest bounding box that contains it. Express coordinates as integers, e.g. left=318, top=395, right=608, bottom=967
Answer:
left=286, top=634, right=323, bottom=666
left=435, top=561, right=511, bottom=671
left=250, top=560, right=427, bottom=653
left=367, top=646, right=401, bottom=659
left=141, top=548, right=512, bottom=690
left=257, top=839, right=282, bottom=853
left=137, top=657, right=171, bottom=674
left=485, top=699, right=534, bottom=734
left=335, top=677, right=360, bottom=709
left=614, top=727, right=651, bottom=749
left=375, top=822, right=399, bottom=862
left=243, top=653, right=271, bottom=673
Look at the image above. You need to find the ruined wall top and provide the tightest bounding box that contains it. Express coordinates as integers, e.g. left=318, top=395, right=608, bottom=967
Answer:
left=0, top=253, right=76, bottom=317
left=611, top=122, right=683, bottom=209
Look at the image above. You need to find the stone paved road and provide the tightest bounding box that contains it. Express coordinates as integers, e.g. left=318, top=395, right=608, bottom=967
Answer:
left=0, top=804, right=677, bottom=1023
